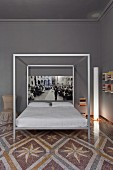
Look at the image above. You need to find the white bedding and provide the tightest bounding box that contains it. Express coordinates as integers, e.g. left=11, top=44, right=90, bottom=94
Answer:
left=29, top=102, right=50, bottom=107
left=52, top=102, right=73, bottom=107
left=16, top=106, right=87, bottom=128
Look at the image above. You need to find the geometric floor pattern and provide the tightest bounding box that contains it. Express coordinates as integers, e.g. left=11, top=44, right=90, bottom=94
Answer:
left=0, top=118, right=113, bottom=170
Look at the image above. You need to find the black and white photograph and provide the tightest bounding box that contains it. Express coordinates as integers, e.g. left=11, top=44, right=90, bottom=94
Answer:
left=28, top=76, right=73, bottom=101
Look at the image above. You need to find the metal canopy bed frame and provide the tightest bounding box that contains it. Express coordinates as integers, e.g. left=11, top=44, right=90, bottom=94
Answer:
left=13, top=54, right=90, bottom=140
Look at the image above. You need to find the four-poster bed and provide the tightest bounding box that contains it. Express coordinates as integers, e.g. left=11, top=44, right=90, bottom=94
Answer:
left=13, top=54, right=90, bottom=140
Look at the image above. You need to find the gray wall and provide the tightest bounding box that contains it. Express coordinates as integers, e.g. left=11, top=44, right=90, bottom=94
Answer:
left=16, top=59, right=27, bottom=113
left=0, top=21, right=100, bottom=113
left=100, top=6, right=113, bottom=121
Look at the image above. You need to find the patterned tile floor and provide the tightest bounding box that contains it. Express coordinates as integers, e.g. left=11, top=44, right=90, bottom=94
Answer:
left=0, top=118, right=113, bottom=170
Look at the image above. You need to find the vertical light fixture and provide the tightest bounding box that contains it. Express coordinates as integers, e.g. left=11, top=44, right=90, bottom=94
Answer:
left=94, top=67, right=99, bottom=120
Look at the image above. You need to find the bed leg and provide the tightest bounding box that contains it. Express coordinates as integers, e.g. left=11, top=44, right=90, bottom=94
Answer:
left=88, top=127, right=90, bottom=142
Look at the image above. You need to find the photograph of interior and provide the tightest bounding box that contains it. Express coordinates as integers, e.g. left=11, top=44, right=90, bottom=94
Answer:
left=0, top=0, right=113, bottom=169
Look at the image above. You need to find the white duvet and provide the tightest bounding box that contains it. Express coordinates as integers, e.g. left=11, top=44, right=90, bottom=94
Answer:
left=16, top=106, right=87, bottom=128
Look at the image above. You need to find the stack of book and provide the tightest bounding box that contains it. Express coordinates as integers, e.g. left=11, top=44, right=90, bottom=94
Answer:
left=102, top=84, right=105, bottom=91
left=107, top=72, right=111, bottom=80
left=102, top=73, right=108, bottom=81
left=79, top=98, right=86, bottom=106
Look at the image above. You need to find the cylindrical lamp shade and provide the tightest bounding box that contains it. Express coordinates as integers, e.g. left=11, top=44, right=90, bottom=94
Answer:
left=93, top=67, right=99, bottom=120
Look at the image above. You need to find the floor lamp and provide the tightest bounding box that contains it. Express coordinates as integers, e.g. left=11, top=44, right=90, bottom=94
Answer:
left=93, top=67, right=99, bottom=121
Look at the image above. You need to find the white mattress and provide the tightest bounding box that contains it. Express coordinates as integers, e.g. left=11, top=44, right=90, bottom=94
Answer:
left=16, top=106, right=87, bottom=128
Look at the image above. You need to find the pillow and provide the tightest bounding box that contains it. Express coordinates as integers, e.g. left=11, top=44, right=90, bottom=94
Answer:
left=52, top=102, right=74, bottom=107
left=28, top=102, right=50, bottom=107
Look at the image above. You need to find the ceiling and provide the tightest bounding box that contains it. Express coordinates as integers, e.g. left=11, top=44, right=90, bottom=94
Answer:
left=0, top=0, right=112, bottom=20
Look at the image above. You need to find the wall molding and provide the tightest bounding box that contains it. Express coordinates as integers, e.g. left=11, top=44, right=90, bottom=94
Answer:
left=0, top=19, right=97, bottom=22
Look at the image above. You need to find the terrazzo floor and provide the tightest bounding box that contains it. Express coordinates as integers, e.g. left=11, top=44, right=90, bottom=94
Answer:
left=0, top=118, right=113, bottom=170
